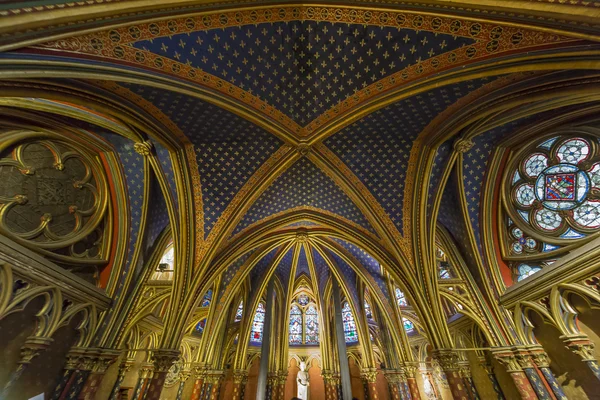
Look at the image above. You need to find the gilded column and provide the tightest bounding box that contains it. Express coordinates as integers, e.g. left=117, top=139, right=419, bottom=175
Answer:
left=383, top=370, right=401, bottom=400
left=515, top=352, right=553, bottom=400
left=403, top=364, right=421, bottom=400
left=276, top=371, right=287, bottom=400
left=530, top=349, right=566, bottom=400
left=432, top=351, right=470, bottom=400
left=190, top=365, right=206, bottom=400
left=175, top=369, right=191, bottom=400
left=361, top=369, right=379, bottom=400
left=323, top=370, right=339, bottom=400
left=109, top=360, right=133, bottom=400
left=132, top=364, right=154, bottom=400
left=202, top=370, right=224, bottom=400
left=492, top=349, right=538, bottom=399
left=457, top=362, right=479, bottom=400
left=231, top=369, right=247, bottom=400
left=267, top=372, right=278, bottom=400
left=143, top=350, right=179, bottom=400
left=562, top=335, right=600, bottom=381
left=477, top=358, right=504, bottom=400
left=1, top=337, right=53, bottom=399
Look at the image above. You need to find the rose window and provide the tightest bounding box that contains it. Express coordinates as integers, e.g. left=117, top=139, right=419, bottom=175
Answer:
left=508, top=136, right=600, bottom=240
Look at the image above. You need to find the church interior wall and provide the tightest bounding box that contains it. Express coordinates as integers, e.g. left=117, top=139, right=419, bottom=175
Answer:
left=529, top=311, right=597, bottom=399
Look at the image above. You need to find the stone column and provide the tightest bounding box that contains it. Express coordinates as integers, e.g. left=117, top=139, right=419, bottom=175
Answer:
left=529, top=348, right=566, bottom=400
left=562, top=335, right=600, bottom=380
left=108, top=360, right=134, bottom=400
left=257, top=279, right=275, bottom=400
left=332, top=281, right=353, bottom=400
left=362, top=369, right=379, bottom=400
left=231, top=369, right=247, bottom=400
left=276, top=371, right=287, bottom=400
left=477, top=358, right=504, bottom=400
left=515, top=351, right=553, bottom=399
left=383, top=370, right=401, bottom=400
left=267, top=372, right=278, bottom=400
left=492, top=349, right=538, bottom=399
left=403, top=364, right=421, bottom=400
left=175, top=369, right=191, bottom=400
left=457, top=362, right=479, bottom=400
left=323, top=370, right=339, bottom=400
left=201, top=370, right=224, bottom=400
left=1, top=336, right=53, bottom=399
left=190, top=365, right=207, bottom=400
left=132, top=364, right=154, bottom=400
left=432, top=351, right=470, bottom=400
left=143, top=350, right=179, bottom=400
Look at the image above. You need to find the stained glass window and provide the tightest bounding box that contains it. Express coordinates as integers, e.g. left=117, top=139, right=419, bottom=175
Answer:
left=395, top=288, right=408, bottom=307
left=342, top=302, right=358, bottom=343
left=517, top=264, right=542, bottom=282
left=305, top=305, right=319, bottom=345
left=195, top=318, right=206, bottom=334
left=234, top=301, right=243, bottom=322
left=364, top=301, right=373, bottom=320
left=159, top=245, right=174, bottom=268
left=505, top=135, right=600, bottom=282
left=298, top=295, right=309, bottom=306
left=436, top=246, right=452, bottom=279
left=402, top=317, right=414, bottom=332
left=250, top=302, right=265, bottom=344
left=201, top=289, right=212, bottom=308
left=289, top=305, right=303, bottom=345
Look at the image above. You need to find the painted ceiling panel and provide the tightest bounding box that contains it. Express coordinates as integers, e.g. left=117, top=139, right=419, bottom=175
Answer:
left=152, top=140, right=179, bottom=213
left=130, top=21, right=474, bottom=126
left=295, top=245, right=310, bottom=279
left=274, top=245, right=296, bottom=286
left=119, top=82, right=283, bottom=237
left=312, top=247, right=330, bottom=299
left=437, top=166, right=482, bottom=287
left=332, top=238, right=390, bottom=300
left=428, top=138, right=453, bottom=216
left=217, top=249, right=255, bottom=300
left=327, top=248, right=360, bottom=306
left=96, top=131, right=144, bottom=292
left=145, top=173, right=171, bottom=251
left=234, top=158, right=375, bottom=234
left=325, top=78, right=493, bottom=234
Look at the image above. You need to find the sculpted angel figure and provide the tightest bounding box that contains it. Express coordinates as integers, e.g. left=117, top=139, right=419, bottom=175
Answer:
left=297, top=361, right=309, bottom=399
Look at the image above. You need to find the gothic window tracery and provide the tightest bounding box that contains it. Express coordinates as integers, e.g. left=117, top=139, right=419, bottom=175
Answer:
left=305, top=305, right=319, bottom=345
left=504, top=134, right=600, bottom=282
left=250, top=302, right=265, bottom=344
left=201, top=289, right=212, bottom=307
left=395, top=288, right=408, bottom=307
left=234, top=300, right=243, bottom=322
left=436, top=246, right=453, bottom=279
left=289, top=304, right=303, bottom=345
left=342, top=301, right=358, bottom=343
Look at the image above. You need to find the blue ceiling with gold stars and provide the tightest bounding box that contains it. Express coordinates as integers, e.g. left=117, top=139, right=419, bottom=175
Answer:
left=234, top=158, right=375, bottom=235
left=324, top=78, right=493, bottom=234
left=119, top=82, right=283, bottom=237
left=130, top=21, right=474, bottom=126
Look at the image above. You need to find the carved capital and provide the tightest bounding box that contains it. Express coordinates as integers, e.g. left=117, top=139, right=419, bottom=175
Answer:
left=277, top=371, right=288, bottom=384
left=453, top=137, right=474, bottom=153
left=529, top=351, right=551, bottom=368
left=491, top=348, right=522, bottom=373
left=151, top=349, right=180, bottom=373
left=139, top=364, right=155, bottom=379
left=432, top=349, right=460, bottom=372
left=133, top=141, right=153, bottom=156
left=361, top=368, right=378, bottom=383
left=562, top=336, right=597, bottom=361
left=233, top=369, right=248, bottom=384
left=204, top=370, right=224, bottom=384
left=457, top=361, right=471, bottom=378
left=402, top=363, right=419, bottom=378
left=19, top=336, right=53, bottom=365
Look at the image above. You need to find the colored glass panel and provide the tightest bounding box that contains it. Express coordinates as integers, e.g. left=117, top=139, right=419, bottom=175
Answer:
left=196, top=318, right=206, bottom=334
left=289, top=305, right=303, bottom=345
left=250, top=302, right=265, bottom=343
left=364, top=301, right=373, bottom=320
left=235, top=301, right=243, bottom=322
left=305, top=305, right=319, bottom=345
left=395, top=288, right=408, bottom=306
left=402, top=317, right=414, bottom=332
left=201, top=289, right=212, bottom=307
left=342, top=302, right=358, bottom=343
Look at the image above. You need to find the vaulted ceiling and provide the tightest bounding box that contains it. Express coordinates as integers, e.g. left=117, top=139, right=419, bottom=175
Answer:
left=1, top=0, right=598, bottom=347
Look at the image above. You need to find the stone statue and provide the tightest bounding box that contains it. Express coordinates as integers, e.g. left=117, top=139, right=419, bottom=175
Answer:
left=297, top=361, right=310, bottom=399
